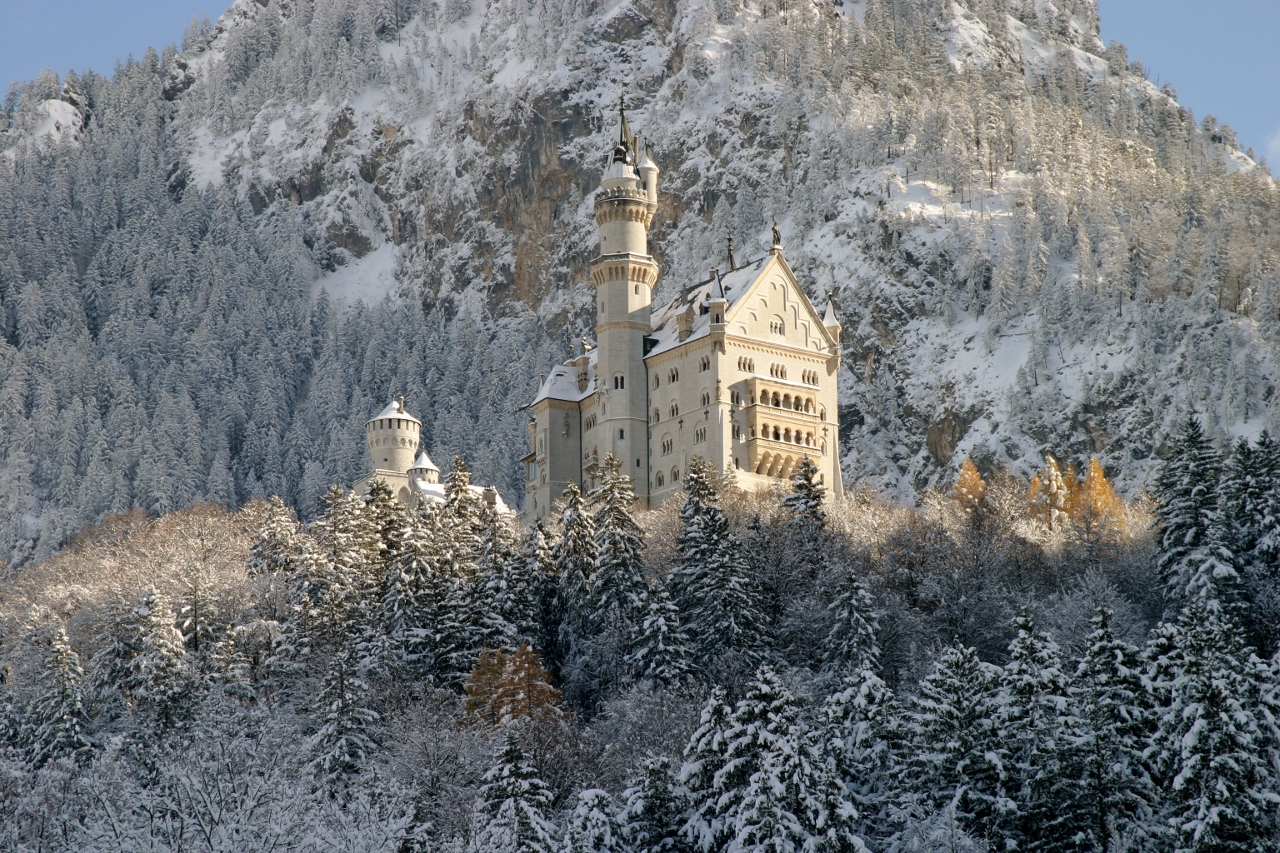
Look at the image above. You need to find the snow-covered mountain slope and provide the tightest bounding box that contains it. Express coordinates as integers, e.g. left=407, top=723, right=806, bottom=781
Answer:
left=1, top=0, right=1278, bottom=562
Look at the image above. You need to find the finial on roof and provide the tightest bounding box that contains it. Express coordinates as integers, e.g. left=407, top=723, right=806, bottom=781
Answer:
left=581, top=336, right=593, bottom=353
left=396, top=395, right=406, bottom=413
left=727, top=234, right=736, bottom=271
left=771, top=220, right=782, bottom=253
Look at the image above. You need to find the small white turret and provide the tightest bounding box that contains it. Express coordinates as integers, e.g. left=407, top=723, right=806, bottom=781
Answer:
left=408, top=448, right=440, bottom=485
left=636, top=136, right=659, bottom=209
left=365, top=396, right=421, bottom=474
left=823, top=297, right=842, bottom=344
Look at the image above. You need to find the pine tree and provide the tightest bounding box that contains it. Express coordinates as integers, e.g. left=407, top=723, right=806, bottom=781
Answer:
left=27, top=625, right=93, bottom=768
left=1146, top=593, right=1278, bottom=852
left=899, top=644, right=1005, bottom=839
left=669, top=458, right=766, bottom=667
left=247, top=495, right=302, bottom=576
left=552, top=483, right=597, bottom=677
left=311, top=648, right=379, bottom=781
left=562, top=789, right=623, bottom=853
left=823, top=569, right=880, bottom=675
left=731, top=714, right=867, bottom=853
left=822, top=667, right=898, bottom=842
left=1221, top=434, right=1280, bottom=653
left=783, top=455, right=827, bottom=531
left=102, top=589, right=192, bottom=731
left=1069, top=608, right=1154, bottom=851
left=625, top=584, right=695, bottom=689
left=716, top=668, right=799, bottom=844
left=620, top=757, right=690, bottom=853
left=589, top=453, right=648, bottom=629
left=995, top=615, right=1077, bottom=849
left=383, top=503, right=448, bottom=674
left=680, top=687, right=736, bottom=853
left=469, top=735, right=560, bottom=853
left=1154, top=416, right=1225, bottom=607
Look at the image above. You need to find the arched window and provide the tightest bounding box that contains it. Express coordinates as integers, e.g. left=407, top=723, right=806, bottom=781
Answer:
left=614, top=373, right=625, bottom=390
left=731, top=390, right=741, bottom=405
left=672, top=468, right=681, bottom=482
left=820, top=407, right=826, bottom=421
left=700, top=391, right=711, bottom=406
left=770, top=317, right=785, bottom=335
left=773, top=426, right=781, bottom=440
left=772, top=392, right=781, bottom=407
left=652, top=408, right=660, bottom=424
left=783, top=394, right=792, bottom=409
left=669, top=403, right=679, bottom=418
left=669, top=368, right=680, bottom=383
left=656, top=472, right=665, bottom=487
left=699, top=356, right=710, bottom=372
left=653, top=375, right=660, bottom=389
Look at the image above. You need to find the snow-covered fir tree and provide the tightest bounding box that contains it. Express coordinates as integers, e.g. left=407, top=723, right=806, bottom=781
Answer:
left=668, top=458, right=765, bottom=668
left=469, top=736, right=560, bottom=853
left=26, top=625, right=93, bottom=769
left=620, top=757, right=689, bottom=853
left=561, top=789, right=623, bottom=853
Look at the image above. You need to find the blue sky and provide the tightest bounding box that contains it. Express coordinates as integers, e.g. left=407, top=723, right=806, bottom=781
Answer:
left=1, top=1, right=1278, bottom=163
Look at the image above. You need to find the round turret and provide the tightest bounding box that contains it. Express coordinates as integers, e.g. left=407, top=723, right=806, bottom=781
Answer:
left=365, top=396, right=421, bottom=474
left=408, top=448, right=440, bottom=485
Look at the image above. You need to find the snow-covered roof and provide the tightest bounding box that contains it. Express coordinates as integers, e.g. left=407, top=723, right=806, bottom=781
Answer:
left=531, top=350, right=597, bottom=404
left=369, top=398, right=421, bottom=425
left=646, top=255, right=770, bottom=358
left=411, top=478, right=511, bottom=513
left=409, top=449, right=438, bottom=471
left=601, top=156, right=638, bottom=188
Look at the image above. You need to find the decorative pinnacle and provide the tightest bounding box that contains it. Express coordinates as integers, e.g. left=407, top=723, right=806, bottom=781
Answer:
left=771, top=220, right=782, bottom=252
left=727, top=234, right=736, bottom=271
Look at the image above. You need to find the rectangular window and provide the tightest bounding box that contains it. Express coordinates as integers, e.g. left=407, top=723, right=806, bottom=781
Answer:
left=619, top=429, right=625, bottom=439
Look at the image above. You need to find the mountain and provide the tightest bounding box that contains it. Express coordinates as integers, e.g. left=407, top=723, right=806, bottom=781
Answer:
left=2, top=0, right=1278, bottom=565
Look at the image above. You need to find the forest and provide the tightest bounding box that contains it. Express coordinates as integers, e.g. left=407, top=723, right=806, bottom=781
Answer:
left=3, top=0, right=1280, bottom=569
left=3, top=413, right=1279, bottom=852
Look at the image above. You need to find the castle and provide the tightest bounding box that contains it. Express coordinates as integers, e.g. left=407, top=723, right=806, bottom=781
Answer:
left=520, top=105, right=843, bottom=522
left=353, top=396, right=510, bottom=512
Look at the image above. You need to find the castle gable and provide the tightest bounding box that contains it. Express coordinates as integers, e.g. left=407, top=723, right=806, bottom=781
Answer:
left=723, top=254, right=837, bottom=354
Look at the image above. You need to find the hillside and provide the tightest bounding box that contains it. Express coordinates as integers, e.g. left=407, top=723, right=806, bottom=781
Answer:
left=1, top=0, right=1279, bottom=565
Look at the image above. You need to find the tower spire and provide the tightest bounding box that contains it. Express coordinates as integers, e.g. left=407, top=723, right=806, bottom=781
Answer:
left=618, top=91, right=633, bottom=152
left=727, top=233, right=736, bottom=271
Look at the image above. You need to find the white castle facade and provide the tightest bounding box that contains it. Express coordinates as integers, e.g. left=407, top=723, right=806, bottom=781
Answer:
left=521, top=107, right=843, bottom=522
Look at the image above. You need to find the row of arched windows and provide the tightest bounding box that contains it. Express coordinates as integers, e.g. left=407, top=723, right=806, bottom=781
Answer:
left=757, top=390, right=820, bottom=416
left=694, top=426, right=707, bottom=443
left=700, top=391, right=711, bottom=406
left=801, top=369, right=820, bottom=385
left=661, top=437, right=673, bottom=455
left=699, top=355, right=710, bottom=372
left=758, top=422, right=819, bottom=449
left=769, top=363, right=787, bottom=379
left=737, top=356, right=755, bottom=372
left=769, top=319, right=785, bottom=334
left=585, top=415, right=597, bottom=430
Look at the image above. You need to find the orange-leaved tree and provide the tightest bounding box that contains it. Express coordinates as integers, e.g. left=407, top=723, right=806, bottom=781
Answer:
left=463, top=644, right=563, bottom=729
left=1070, top=456, right=1124, bottom=542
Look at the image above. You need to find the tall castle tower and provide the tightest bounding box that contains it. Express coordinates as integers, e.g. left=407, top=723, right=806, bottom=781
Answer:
left=589, top=100, right=659, bottom=497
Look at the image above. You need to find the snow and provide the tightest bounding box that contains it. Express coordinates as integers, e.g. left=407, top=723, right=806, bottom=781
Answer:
left=314, top=243, right=399, bottom=306
left=32, top=100, right=82, bottom=146
left=188, top=127, right=248, bottom=189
